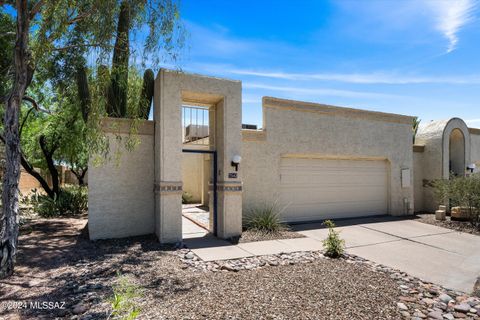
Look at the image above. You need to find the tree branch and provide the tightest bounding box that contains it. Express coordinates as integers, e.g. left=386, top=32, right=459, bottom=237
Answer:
left=39, top=135, right=60, bottom=196
left=52, top=43, right=122, bottom=52
left=19, top=106, right=35, bottom=137
left=29, top=0, right=44, bottom=20
left=22, top=96, right=51, bottom=114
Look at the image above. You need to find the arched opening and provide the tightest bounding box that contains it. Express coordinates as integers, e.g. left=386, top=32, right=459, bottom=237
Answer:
left=449, top=128, right=465, bottom=176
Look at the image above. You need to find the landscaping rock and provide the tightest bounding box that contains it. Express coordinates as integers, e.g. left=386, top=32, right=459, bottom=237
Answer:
left=397, top=302, right=408, bottom=310
left=474, top=277, right=480, bottom=298
left=438, top=293, right=454, bottom=304
left=220, top=263, right=238, bottom=272
left=400, top=311, right=410, bottom=318
left=72, top=304, right=87, bottom=315
left=427, top=311, right=443, bottom=319
left=454, top=303, right=471, bottom=313
left=442, top=313, right=454, bottom=320
left=184, top=252, right=195, bottom=259
left=412, top=310, right=426, bottom=318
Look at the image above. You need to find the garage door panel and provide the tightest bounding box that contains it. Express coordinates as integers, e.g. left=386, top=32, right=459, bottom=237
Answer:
left=280, top=157, right=388, bottom=222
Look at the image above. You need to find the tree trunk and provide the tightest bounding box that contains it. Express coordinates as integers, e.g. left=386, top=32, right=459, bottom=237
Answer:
left=0, top=0, right=29, bottom=279
left=39, top=136, right=60, bottom=197
left=71, top=167, right=87, bottom=186
left=19, top=152, right=55, bottom=198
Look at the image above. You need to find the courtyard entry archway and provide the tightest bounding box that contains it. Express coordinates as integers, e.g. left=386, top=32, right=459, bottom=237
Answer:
left=449, top=128, right=465, bottom=177
left=154, top=69, right=243, bottom=243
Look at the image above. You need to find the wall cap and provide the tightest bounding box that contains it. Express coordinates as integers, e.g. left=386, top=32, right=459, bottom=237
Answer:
left=263, top=96, right=414, bottom=125
left=102, top=117, right=154, bottom=136
left=242, top=129, right=266, bottom=141
left=469, top=127, right=480, bottom=135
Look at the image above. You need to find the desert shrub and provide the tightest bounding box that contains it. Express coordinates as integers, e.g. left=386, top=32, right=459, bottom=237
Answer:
left=109, top=274, right=142, bottom=320
left=432, top=174, right=480, bottom=228
left=182, top=191, right=193, bottom=204
left=30, top=185, right=88, bottom=217
left=322, top=220, right=345, bottom=258
left=243, top=201, right=286, bottom=233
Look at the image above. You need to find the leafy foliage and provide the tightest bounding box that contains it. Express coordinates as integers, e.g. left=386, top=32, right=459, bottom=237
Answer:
left=28, top=185, right=88, bottom=217
left=1, top=1, right=185, bottom=197
left=109, top=274, right=142, bottom=320
left=244, top=201, right=286, bottom=233
left=322, top=220, right=345, bottom=258
left=433, top=174, right=480, bottom=229
left=0, top=9, right=15, bottom=100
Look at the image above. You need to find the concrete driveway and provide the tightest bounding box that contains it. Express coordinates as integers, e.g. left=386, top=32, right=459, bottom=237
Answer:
left=294, top=217, right=480, bottom=293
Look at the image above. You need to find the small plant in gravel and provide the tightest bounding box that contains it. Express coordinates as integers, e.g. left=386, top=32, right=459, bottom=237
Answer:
left=109, top=275, right=142, bottom=320
left=243, top=201, right=286, bottom=233
left=322, top=220, right=345, bottom=258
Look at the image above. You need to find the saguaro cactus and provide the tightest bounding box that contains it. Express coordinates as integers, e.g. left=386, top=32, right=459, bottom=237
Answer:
left=138, top=69, right=154, bottom=119
left=107, top=0, right=130, bottom=117
left=75, top=63, right=90, bottom=123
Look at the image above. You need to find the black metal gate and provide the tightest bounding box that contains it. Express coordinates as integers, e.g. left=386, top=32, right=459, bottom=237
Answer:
left=182, top=149, right=217, bottom=236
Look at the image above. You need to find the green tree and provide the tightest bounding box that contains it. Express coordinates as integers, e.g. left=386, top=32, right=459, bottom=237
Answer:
left=0, top=0, right=184, bottom=279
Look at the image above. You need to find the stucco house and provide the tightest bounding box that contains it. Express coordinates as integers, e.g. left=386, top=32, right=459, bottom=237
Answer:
left=88, top=69, right=480, bottom=243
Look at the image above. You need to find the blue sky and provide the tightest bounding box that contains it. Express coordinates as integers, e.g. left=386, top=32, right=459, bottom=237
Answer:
left=175, top=0, right=480, bottom=128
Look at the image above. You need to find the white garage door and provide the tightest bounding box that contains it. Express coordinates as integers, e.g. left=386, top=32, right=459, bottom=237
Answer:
left=280, top=157, right=388, bottom=222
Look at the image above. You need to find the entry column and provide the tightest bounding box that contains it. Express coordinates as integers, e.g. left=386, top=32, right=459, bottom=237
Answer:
left=213, top=97, right=243, bottom=239
left=153, top=70, right=183, bottom=243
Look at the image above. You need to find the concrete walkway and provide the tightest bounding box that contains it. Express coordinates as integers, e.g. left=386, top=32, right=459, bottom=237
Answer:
left=184, top=216, right=480, bottom=293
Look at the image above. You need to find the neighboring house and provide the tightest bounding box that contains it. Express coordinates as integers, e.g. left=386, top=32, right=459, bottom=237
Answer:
left=88, top=69, right=480, bottom=242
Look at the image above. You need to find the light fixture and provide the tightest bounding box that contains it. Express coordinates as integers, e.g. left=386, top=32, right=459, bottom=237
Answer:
left=467, top=163, right=476, bottom=173
left=231, top=155, right=242, bottom=171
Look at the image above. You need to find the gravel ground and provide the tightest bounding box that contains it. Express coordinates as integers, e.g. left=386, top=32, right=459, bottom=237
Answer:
left=142, top=258, right=400, bottom=320
left=3, top=216, right=478, bottom=320
left=416, top=213, right=480, bottom=236
left=235, top=228, right=305, bottom=243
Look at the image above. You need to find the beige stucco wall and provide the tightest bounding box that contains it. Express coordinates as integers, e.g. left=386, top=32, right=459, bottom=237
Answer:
left=242, top=97, right=415, bottom=219
left=88, top=119, right=155, bottom=240
left=413, top=147, right=425, bottom=212
left=182, top=153, right=204, bottom=203
left=470, top=130, right=480, bottom=168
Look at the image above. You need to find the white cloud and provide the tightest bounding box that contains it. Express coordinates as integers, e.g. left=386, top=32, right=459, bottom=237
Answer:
left=466, top=119, right=480, bottom=127
left=220, top=67, right=480, bottom=85
left=426, top=0, right=477, bottom=53
left=243, top=83, right=401, bottom=99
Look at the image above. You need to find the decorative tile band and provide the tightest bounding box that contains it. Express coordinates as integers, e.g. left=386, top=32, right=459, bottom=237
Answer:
left=155, top=181, right=183, bottom=194
left=209, top=182, right=243, bottom=192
